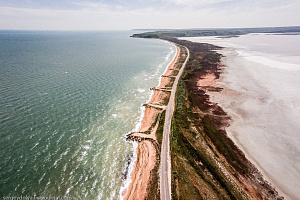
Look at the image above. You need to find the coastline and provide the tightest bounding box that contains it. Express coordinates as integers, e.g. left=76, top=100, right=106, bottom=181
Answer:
left=180, top=34, right=300, bottom=199
left=124, top=33, right=286, bottom=199
left=165, top=37, right=283, bottom=199
left=208, top=48, right=300, bottom=200
left=122, top=41, right=181, bottom=199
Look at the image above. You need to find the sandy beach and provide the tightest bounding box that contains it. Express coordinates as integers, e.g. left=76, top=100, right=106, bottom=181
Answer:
left=122, top=43, right=180, bottom=199
left=182, top=34, right=300, bottom=200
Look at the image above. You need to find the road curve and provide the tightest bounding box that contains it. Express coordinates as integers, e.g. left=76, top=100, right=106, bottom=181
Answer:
left=160, top=45, right=190, bottom=200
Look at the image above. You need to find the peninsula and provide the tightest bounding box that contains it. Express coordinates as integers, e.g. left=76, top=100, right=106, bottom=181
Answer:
left=123, top=27, right=300, bottom=199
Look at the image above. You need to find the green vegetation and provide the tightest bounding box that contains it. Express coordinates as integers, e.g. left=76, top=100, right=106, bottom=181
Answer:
left=134, top=29, right=283, bottom=199
left=171, top=57, right=240, bottom=199
left=156, top=110, right=166, bottom=146
left=164, top=37, right=282, bottom=199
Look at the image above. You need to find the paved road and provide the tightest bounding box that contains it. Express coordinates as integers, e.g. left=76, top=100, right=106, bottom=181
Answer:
left=160, top=46, right=190, bottom=200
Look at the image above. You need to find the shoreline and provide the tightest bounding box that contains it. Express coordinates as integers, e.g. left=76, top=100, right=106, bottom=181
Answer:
left=125, top=33, right=285, bottom=199
left=122, top=41, right=180, bottom=199
left=179, top=34, right=300, bottom=199
left=196, top=64, right=286, bottom=197
left=165, top=37, right=283, bottom=199
left=208, top=47, right=298, bottom=200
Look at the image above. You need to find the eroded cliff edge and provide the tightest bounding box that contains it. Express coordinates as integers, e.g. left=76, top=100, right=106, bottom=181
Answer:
left=130, top=32, right=283, bottom=199
left=167, top=37, right=283, bottom=200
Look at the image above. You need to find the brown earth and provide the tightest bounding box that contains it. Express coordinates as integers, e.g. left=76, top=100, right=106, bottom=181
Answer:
left=123, top=44, right=185, bottom=200
left=124, top=36, right=282, bottom=200
left=166, top=37, right=283, bottom=200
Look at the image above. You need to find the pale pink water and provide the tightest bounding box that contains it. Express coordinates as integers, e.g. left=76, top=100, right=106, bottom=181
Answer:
left=182, top=33, right=300, bottom=200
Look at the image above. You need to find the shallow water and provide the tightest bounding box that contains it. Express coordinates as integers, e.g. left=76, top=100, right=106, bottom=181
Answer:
left=0, top=31, right=176, bottom=199
left=182, top=34, right=300, bottom=200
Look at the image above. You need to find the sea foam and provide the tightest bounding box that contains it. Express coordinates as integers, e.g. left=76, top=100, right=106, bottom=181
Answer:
left=119, top=41, right=176, bottom=199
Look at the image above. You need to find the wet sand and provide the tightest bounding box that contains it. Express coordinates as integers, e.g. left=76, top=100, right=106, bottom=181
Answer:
left=215, top=50, right=300, bottom=200
left=123, top=44, right=180, bottom=199
left=182, top=35, right=300, bottom=200
left=122, top=140, right=156, bottom=200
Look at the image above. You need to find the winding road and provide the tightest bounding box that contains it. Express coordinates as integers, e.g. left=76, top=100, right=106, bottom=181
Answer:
left=160, top=45, right=190, bottom=200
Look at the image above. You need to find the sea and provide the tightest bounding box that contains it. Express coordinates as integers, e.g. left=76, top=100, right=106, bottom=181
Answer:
left=183, top=33, right=300, bottom=200
left=0, top=31, right=176, bottom=199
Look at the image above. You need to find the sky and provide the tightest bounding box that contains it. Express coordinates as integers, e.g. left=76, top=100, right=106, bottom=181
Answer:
left=0, top=0, right=299, bottom=30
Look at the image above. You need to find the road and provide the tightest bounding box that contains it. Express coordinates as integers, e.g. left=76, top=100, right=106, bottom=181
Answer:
left=160, top=46, right=190, bottom=200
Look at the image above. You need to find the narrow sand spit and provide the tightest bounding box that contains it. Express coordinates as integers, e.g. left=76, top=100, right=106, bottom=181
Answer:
left=123, top=44, right=180, bottom=199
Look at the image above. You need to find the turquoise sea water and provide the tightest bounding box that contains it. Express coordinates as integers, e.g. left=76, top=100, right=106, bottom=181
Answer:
left=0, top=31, right=176, bottom=199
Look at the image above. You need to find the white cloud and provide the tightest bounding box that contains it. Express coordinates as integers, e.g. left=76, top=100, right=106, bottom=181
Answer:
left=165, top=0, right=232, bottom=6
left=71, top=1, right=112, bottom=10
left=0, top=0, right=299, bottom=30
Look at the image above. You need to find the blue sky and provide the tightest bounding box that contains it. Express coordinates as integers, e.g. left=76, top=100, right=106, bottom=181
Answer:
left=0, top=0, right=299, bottom=30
